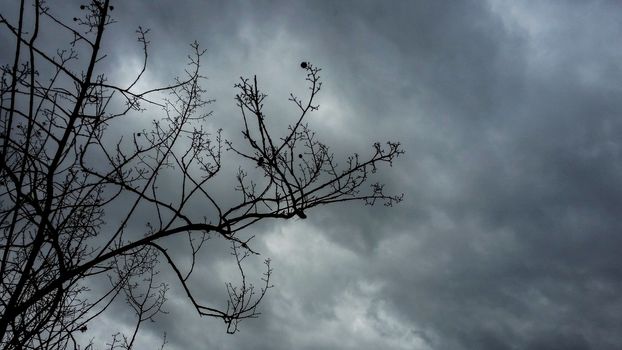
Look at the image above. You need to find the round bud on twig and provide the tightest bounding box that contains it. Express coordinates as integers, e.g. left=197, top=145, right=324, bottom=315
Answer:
left=300, top=61, right=308, bottom=69
left=298, top=154, right=303, bottom=159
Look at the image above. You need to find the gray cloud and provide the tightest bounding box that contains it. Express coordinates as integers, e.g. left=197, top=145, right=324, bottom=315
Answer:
left=3, top=0, right=622, bottom=349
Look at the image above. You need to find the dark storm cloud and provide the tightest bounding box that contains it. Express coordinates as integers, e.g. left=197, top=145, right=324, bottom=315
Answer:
left=94, top=0, right=622, bottom=348
left=3, top=0, right=622, bottom=349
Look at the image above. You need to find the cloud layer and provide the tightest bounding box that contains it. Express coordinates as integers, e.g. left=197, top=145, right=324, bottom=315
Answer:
left=3, top=1, right=622, bottom=349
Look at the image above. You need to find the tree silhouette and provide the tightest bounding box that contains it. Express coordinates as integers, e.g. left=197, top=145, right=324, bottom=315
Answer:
left=0, top=1, right=403, bottom=348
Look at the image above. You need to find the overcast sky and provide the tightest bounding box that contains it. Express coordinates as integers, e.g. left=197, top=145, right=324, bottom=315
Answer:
left=4, top=1, right=622, bottom=349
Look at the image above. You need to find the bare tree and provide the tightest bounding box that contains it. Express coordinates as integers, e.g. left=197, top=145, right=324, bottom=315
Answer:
left=0, top=1, right=403, bottom=349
